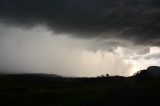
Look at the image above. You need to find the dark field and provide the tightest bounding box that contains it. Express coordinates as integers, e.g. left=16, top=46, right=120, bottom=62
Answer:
left=0, top=74, right=160, bottom=106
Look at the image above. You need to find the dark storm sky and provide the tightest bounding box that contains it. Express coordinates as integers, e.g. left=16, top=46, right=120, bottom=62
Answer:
left=0, top=0, right=160, bottom=45
left=0, top=0, right=160, bottom=76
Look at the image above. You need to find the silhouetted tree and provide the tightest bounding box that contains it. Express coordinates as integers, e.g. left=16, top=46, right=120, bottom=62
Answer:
left=101, top=75, right=105, bottom=78
left=133, top=70, right=154, bottom=81
left=106, top=74, right=109, bottom=77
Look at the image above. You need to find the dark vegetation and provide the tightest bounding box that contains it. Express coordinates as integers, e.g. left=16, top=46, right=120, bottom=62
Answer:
left=0, top=67, right=160, bottom=106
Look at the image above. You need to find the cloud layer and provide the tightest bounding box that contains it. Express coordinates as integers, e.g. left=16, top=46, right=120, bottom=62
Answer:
left=0, top=25, right=160, bottom=76
left=0, top=0, right=160, bottom=46
left=0, top=26, right=134, bottom=76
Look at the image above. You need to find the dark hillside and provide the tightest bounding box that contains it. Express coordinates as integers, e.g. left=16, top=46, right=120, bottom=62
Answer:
left=0, top=68, right=160, bottom=106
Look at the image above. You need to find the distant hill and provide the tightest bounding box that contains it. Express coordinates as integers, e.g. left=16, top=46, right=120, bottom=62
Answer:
left=0, top=73, right=62, bottom=82
left=0, top=73, right=61, bottom=77
left=133, top=66, right=160, bottom=81
left=147, top=66, right=160, bottom=77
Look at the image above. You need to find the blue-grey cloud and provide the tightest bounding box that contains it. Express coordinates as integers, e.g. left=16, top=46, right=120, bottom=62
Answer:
left=145, top=53, right=160, bottom=60
left=0, top=0, right=160, bottom=46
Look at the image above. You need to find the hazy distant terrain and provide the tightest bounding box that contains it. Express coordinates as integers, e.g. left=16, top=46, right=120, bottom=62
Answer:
left=0, top=67, right=160, bottom=106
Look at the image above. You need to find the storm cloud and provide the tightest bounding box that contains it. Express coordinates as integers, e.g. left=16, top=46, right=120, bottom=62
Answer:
left=0, top=0, right=160, bottom=46
left=0, top=0, right=160, bottom=76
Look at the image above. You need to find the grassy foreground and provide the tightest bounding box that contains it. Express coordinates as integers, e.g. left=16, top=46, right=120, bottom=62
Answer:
left=0, top=74, right=160, bottom=106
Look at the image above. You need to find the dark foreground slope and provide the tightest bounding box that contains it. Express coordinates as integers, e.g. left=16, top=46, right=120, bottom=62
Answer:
left=0, top=73, right=160, bottom=106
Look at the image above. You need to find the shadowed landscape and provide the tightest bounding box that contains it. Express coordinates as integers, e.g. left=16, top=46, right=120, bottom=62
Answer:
left=0, top=66, right=160, bottom=106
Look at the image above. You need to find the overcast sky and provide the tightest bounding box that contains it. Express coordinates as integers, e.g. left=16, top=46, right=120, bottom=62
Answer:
left=0, top=0, right=160, bottom=77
